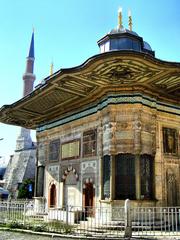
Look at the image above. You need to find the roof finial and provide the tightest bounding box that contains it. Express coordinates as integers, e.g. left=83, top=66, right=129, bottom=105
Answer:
left=128, top=10, right=132, bottom=31
left=118, top=7, right=123, bottom=29
left=50, top=61, right=54, bottom=75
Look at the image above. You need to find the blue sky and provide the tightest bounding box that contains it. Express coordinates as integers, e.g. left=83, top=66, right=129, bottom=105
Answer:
left=0, top=0, right=180, bottom=164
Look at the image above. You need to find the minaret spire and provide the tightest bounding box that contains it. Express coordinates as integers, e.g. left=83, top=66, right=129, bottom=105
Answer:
left=28, top=30, right=34, bottom=59
left=23, top=31, right=36, bottom=97
left=16, top=31, right=36, bottom=151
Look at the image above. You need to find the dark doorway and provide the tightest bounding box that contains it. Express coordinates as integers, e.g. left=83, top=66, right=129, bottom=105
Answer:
left=49, top=184, right=56, bottom=208
left=83, top=182, right=95, bottom=216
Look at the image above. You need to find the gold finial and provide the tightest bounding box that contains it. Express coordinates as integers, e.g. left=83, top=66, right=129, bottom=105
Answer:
left=50, top=61, right=54, bottom=75
left=118, top=7, right=123, bottom=29
left=128, top=10, right=132, bottom=31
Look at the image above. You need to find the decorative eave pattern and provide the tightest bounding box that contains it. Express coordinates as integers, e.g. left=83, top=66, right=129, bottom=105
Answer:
left=0, top=50, right=180, bottom=129
left=37, top=93, right=180, bottom=133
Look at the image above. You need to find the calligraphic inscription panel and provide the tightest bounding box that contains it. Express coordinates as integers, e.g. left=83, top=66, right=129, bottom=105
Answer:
left=61, top=140, right=80, bottom=160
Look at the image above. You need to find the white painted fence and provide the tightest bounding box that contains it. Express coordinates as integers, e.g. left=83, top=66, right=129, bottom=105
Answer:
left=0, top=200, right=180, bottom=238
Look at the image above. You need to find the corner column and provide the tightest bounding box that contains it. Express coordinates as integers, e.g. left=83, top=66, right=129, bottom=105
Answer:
left=135, top=154, right=141, bottom=199
left=134, top=109, right=142, bottom=200
left=59, top=182, right=64, bottom=207
left=99, top=156, right=103, bottom=200
left=110, top=155, right=115, bottom=200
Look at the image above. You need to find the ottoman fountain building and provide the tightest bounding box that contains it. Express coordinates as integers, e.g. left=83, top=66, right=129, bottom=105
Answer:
left=0, top=10, right=179, bottom=211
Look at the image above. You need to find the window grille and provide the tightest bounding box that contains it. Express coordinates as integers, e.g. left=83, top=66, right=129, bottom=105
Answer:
left=140, top=154, right=153, bottom=199
left=49, top=139, right=60, bottom=161
left=115, top=154, right=136, bottom=200
left=103, top=155, right=110, bottom=199
left=83, top=129, right=97, bottom=157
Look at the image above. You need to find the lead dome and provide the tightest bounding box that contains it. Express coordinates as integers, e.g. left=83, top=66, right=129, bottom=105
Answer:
left=97, top=10, right=154, bottom=57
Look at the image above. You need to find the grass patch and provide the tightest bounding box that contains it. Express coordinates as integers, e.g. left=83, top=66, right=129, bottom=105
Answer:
left=48, top=220, right=74, bottom=233
left=1, top=219, right=74, bottom=234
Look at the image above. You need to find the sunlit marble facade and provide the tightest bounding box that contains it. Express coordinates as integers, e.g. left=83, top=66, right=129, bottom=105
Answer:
left=0, top=22, right=179, bottom=211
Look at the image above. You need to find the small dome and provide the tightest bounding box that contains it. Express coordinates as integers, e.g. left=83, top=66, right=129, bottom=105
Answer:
left=109, top=28, right=139, bottom=37
left=97, top=27, right=155, bottom=57
left=143, top=41, right=152, bottom=51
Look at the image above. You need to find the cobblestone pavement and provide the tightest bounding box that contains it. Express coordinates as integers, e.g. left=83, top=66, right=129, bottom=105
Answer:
left=0, top=231, right=179, bottom=240
left=0, top=231, right=73, bottom=240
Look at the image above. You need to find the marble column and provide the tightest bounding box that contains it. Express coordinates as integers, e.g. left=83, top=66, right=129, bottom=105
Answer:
left=133, top=109, right=142, bottom=200
left=110, top=155, right=115, bottom=200
left=135, top=154, right=141, bottom=200
left=59, top=182, right=64, bottom=207
left=99, top=156, right=103, bottom=200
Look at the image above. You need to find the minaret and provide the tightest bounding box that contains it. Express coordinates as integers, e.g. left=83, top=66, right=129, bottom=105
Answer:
left=16, top=31, right=36, bottom=151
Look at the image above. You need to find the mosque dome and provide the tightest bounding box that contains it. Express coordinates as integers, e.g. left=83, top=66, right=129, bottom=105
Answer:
left=97, top=10, right=155, bottom=57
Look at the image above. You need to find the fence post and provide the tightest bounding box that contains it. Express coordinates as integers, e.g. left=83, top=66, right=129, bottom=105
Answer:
left=23, top=202, right=26, bottom=225
left=7, top=200, right=10, bottom=220
left=66, top=205, right=68, bottom=224
left=124, top=199, right=132, bottom=238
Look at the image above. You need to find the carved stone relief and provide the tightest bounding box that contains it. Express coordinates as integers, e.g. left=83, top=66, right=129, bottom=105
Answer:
left=81, top=161, right=96, bottom=174
left=163, top=128, right=178, bottom=155
left=48, top=165, right=59, bottom=182
left=166, top=169, right=177, bottom=206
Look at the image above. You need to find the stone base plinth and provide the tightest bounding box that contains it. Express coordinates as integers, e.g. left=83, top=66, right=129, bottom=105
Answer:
left=34, top=197, right=46, bottom=214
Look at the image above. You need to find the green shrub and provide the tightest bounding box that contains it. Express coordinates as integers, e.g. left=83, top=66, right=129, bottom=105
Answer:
left=0, top=222, right=6, bottom=227
left=6, top=221, right=23, bottom=229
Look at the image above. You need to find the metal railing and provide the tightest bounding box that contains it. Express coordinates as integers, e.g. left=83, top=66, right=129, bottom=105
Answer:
left=0, top=200, right=180, bottom=238
left=131, top=206, right=180, bottom=237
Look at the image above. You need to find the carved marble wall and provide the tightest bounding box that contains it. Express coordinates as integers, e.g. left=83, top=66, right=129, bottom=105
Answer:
left=37, top=102, right=180, bottom=208
left=101, top=105, right=157, bottom=156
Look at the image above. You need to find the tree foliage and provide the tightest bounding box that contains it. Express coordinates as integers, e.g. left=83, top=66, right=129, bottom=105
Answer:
left=17, top=178, right=34, bottom=199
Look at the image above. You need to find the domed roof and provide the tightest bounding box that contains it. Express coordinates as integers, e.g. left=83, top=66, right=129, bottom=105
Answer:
left=143, top=41, right=153, bottom=51
left=97, top=6, right=154, bottom=57
left=97, top=27, right=154, bottom=57
left=109, top=27, right=139, bottom=37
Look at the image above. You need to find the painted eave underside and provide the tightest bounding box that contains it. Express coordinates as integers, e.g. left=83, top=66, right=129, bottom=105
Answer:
left=0, top=50, right=180, bottom=129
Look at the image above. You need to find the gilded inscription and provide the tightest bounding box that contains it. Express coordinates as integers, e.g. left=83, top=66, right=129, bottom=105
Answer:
left=61, top=140, right=80, bottom=159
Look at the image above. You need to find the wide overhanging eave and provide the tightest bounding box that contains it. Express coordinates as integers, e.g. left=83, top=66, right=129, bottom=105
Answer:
left=0, top=51, right=180, bottom=129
